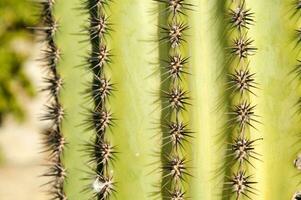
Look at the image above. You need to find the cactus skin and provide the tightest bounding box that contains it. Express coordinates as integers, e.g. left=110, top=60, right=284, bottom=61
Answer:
left=47, top=0, right=92, bottom=199
left=105, top=1, right=162, bottom=199
left=37, top=0, right=301, bottom=200
left=187, top=0, right=301, bottom=199
left=187, top=1, right=229, bottom=199
left=247, top=1, right=301, bottom=199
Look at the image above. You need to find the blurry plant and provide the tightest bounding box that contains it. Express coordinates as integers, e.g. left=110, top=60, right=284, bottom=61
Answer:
left=0, top=0, right=36, bottom=124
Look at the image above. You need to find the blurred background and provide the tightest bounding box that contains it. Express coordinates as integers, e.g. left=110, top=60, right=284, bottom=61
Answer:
left=0, top=0, right=48, bottom=199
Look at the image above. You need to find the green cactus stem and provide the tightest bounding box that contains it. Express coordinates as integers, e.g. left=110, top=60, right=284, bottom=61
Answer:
left=35, top=0, right=301, bottom=199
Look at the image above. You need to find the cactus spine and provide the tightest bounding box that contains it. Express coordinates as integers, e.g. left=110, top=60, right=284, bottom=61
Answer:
left=156, top=0, right=193, bottom=199
left=38, top=0, right=66, bottom=199
left=225, top=1, right=259, bottom=199
left=83, top=0, right=116, bottom=199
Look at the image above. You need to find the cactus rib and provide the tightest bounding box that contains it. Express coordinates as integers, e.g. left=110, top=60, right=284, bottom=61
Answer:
left=83, top=0, right=116, bottom=199
left=37, top=0, right=67, bottom=199
left=225, top=0, right=259, bottom=199
left=156, top=0, right=192, bottom=198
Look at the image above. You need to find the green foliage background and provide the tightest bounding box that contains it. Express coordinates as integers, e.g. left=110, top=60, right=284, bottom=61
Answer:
left=0, top=0, right=36, bottom=124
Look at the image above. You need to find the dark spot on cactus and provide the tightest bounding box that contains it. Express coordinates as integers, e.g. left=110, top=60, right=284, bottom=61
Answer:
left=226, top=171, right=257, bottom=200
left=99, top=142, right=116, bottom=166
left=91, top=75, right=114, bottom=105
left=42, top=75, right=63, bottom=97
left=296, top=0, right=301, bottom=10
left=42, top=103, right=65, bottom=125
left=230, top=35, right=257, bottom=61
left=88, top=14, right=111, bottom=40
left=166, top=121, right=192, bottom=151
left=51, top=189, right=67, bottom=200
left=41, top=45, right=61, bottom=71
left=228, top=2, right=254, bottom=31
left=34, top=18, right=59, bottom=41
left=294, top=154, right=301, bottom=170
left=168, top=0, right=185, bottom=16
left=88, top=109, right=114, bottom=134
left=229, top=100, right=259, bottom=131
left=42, top=128, right=66, bottom=159
left=156, top=0, right=194, bottom=17
left=42, top=162, right=66, bottom=187
left=38, top=0, right=55, bottom=20
left=85, top=140, right=117, bottom=168
left=291, top=60, right=301, bottom=79
left=160, top=22, right=189, bottom=48
left=163, top=87, right=189, bottom=112
left=292, top=191, right=301, bottom=200
left=163, top=156, right=188, bottom=183
left=83, top=0, right=111, bottom=10
left=87, top=45, right=112, bottom=72
left=92, top=175, right=115, bottom=199
left=228, top=68, right=257, bottom=96
left=166, top=54, right=189, bottom=82
left=231, top=137, right=262, bottom=167
left=297, top=97, right=301, bottom=114
left=169, top=188, right=185, bottom=200
left=295, top=28, right=301, bottom=46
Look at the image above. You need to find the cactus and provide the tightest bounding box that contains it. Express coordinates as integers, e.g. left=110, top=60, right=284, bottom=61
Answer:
left=36, top=0, right=301, bottom=200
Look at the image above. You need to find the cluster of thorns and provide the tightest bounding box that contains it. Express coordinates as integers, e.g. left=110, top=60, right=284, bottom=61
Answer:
left=36, top=0, right=67, bottom=199
left=225, top=1, right=261, bottom=199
